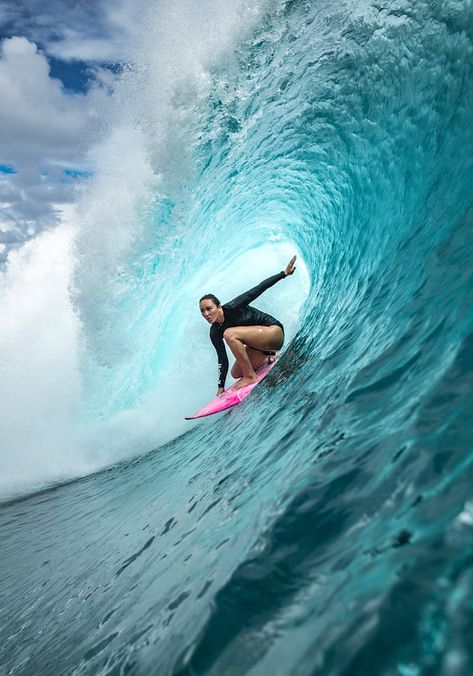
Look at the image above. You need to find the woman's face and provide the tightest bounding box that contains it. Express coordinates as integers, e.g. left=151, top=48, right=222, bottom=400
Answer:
left=199, top=298, right=221, bottom=324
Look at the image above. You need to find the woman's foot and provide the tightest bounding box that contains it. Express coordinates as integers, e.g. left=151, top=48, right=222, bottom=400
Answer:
left=234, top=375, right=258, bottom=390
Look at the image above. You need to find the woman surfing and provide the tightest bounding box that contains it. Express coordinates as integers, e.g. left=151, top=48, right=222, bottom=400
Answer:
left=199, top=256, right=297, bottom=394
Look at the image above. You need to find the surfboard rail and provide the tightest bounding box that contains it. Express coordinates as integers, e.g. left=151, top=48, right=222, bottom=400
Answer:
left=185, top=359, right=277, bottom=420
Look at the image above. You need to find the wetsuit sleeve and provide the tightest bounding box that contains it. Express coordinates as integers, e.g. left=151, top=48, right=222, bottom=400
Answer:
left=226, top=271, right=286, bottom=309
left=210, top=326, right=229, bottom=389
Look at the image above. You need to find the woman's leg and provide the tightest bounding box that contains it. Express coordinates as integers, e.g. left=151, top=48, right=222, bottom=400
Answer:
left=224, top=325, right=284, bottom=389
left=231, top=347, right=273, bottom=379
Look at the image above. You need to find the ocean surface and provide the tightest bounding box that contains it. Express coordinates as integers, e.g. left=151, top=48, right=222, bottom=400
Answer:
left=1, top=0, right=473, bottom=674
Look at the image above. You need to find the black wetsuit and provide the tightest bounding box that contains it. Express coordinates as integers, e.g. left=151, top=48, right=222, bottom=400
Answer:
left=210, top=272, right=286, bottom=389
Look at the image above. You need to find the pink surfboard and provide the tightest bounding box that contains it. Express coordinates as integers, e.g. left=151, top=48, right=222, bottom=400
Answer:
left=185, top=359, right=277, bottom=420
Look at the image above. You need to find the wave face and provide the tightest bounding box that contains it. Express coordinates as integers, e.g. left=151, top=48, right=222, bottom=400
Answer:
left=2, top=0, right=473, bottom=674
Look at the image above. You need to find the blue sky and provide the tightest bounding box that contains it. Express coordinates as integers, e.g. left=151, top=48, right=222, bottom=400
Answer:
left=0, top=0, right=129, bottom=91
left=0, top=0, right=138, bottom=256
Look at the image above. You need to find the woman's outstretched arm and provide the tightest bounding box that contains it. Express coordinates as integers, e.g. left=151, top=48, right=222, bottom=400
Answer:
left=227, top=256, right=297, bottom=309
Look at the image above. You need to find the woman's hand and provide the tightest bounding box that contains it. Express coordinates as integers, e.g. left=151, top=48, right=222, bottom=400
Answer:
left=284, top=255, right=297, bottom=276
left=217, top=387, right=225, bottom=397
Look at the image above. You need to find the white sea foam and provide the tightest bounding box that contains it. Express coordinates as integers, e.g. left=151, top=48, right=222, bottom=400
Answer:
left=0, top=0, right=313, bottom=500
left=0, top=224, right=87, bottom=495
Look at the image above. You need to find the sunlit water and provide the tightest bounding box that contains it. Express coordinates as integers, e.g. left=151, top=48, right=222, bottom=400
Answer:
left=1, top=0, right=473, bottom=674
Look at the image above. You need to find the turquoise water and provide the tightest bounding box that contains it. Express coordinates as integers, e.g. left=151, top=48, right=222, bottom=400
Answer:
left=2, top=0, right=473, bottom=673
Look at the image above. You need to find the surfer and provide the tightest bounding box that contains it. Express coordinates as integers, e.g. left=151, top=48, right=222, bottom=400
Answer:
left=200, top=256, right=297, bottom=394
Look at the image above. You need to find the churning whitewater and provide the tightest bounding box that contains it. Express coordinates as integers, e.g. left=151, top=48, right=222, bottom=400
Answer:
left=1, top=0, right=473, bottom=674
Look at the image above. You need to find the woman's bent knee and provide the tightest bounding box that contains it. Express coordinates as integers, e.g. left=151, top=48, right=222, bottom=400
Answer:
left=223, top=328, right=237, bottom=342
left=272, top=326, right=284, bottom=350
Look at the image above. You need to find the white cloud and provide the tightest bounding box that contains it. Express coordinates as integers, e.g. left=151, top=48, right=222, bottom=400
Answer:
left=0, top=38, right=88, bottom=159
left=46, top=34, right=123, bottom=63
left=0, top=36, right=109, bottom=251
left=0, top=2, right=22, bottom=27
left=0, top=0, right=268, bottom=255
left=0, top=0, right=138, bottom=253
left=0, top=0, right=137, bottom=63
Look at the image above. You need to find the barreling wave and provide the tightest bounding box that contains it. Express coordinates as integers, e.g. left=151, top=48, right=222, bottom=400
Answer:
left=1, top=0, right=473, bottom=674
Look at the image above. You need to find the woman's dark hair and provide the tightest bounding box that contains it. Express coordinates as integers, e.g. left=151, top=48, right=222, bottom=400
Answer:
left=199, top=294, right=221, bottom=306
